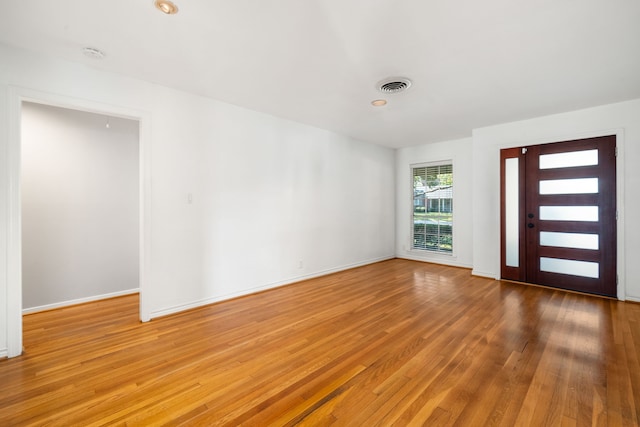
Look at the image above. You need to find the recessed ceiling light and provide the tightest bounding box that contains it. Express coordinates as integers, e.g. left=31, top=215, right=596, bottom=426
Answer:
left=371, top=99, right=387, bottom=107
left=82, top=47, right=105, bottom=59
left=154, top=0, right=179, bottom=14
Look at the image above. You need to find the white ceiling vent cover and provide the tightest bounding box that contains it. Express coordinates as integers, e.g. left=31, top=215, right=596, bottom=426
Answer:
left=377, top=77, right=412, bottom=94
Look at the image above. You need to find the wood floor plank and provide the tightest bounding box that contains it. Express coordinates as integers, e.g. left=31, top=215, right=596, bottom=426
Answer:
left=1, top=259, right=639, bottom=426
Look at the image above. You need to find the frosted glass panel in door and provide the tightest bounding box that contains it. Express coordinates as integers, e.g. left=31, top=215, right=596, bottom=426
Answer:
left=539, top=206, right=599, bottom=222
left=540, top=257, right=599, bottom=279
left=505, top=158, right=519, bottom=267
left=539, top=231, right=599, bottom=250
left=539, top=178, right=598, bottom=195
left=539, top=149, right=598, bottom=169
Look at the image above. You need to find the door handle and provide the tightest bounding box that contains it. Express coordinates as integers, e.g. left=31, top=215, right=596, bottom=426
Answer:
left=527, top=223, right=534, bottom=228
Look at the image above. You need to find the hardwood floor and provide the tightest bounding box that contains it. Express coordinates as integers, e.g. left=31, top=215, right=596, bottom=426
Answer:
left=1, top=259, right=639, bottom=426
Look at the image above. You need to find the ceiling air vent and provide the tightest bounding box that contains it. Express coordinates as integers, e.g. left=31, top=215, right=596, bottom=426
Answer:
left=377, top=77, right=412, bottom=94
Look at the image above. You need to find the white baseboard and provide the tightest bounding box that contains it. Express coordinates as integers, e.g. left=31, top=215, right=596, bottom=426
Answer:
left=22, top=288, right=139, bottom=315
left=0, top=349, right=7, bottom=359
left=625, top=295, right=640, bottom=303
left=150, top=255, right=395, bottom=319
left=471, top=269, right=499, bottom=280
left=396, top=254, right=472, bottom=270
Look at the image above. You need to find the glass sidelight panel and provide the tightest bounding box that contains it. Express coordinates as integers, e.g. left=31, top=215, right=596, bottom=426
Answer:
left=505, top=158, right=519, bottom=267
left=540, top=231, right=599, bottom=250
left=539, top=206, right=598, bottom=222
left=539, top=178, right=598, bottom=195
left=539, top=149, right=598, bottom=169
left=540, top=257, right=599, bottom=279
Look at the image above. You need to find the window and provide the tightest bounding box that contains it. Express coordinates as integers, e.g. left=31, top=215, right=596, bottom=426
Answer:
left=412, top=162, right=453, bottom=253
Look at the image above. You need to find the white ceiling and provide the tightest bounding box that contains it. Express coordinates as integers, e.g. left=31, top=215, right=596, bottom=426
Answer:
left=1, top=0, right=639, bottom=148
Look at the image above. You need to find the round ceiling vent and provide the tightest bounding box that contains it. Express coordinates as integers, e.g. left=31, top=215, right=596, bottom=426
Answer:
left=377, top=77, right=412, bottom=94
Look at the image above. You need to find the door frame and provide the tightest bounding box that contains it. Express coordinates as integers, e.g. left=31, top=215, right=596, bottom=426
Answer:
left=500, top=136, right=618, bottom=296
left=496, top=129, right=626, bottom=300
left=6, top=86, right=152, bottom=358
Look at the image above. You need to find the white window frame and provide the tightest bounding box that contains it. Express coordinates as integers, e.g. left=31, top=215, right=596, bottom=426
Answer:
left=410, top=160, right=454, bottom=256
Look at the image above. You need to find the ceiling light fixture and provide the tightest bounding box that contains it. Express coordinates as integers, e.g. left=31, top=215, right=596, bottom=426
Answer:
left=371, top=99, right=387, bottom=107
left=154, top=0, right=179, bottom=14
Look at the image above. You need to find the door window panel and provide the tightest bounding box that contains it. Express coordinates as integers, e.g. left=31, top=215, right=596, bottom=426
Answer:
left=539, top=178, right=598, bottom=195
left=539, top=231, right=599, bottom=250
left=539, top=206, right=598, bottom=222
left=539, top=149, right=598, bottom=169
left=505, top=158, right=520, bottom=267
left=540, top=257, right=599, bottom=279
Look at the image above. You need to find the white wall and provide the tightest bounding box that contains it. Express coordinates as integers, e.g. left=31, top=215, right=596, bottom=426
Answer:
left=21, top=103, right=139, bottom=311
left=395, top=137, right=473, bottom=268
left=471, top=99, right=640, bottom=301
left=0, top=44, right=396, bottom=356
left=4, top=41, right=637, bottom=359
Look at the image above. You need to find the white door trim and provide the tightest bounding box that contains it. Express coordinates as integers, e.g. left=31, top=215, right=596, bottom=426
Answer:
left=6, top=86, right=152, bottom=358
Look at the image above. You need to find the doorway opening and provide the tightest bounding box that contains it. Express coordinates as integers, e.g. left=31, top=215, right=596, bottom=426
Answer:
left=21, top=102, right=140, bottom=314
left=500, top=135, right=617, bottom=297
left=6, top=87, right=150, bottom=358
